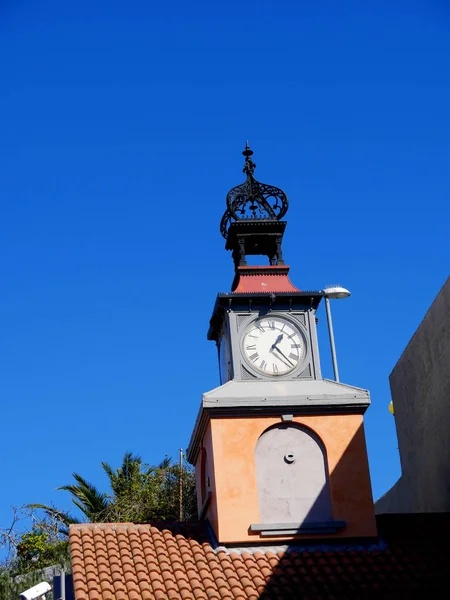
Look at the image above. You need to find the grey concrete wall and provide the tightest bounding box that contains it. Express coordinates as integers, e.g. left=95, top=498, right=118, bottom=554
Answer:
left=376, top=277, right=450, bottom=514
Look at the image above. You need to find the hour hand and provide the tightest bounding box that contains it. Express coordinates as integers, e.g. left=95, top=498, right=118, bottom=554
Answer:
left=271, top=334, right=284, bottom=349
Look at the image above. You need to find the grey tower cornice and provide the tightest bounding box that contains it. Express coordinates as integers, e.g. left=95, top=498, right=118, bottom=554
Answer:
left=187, top=379, right=371, bottom=464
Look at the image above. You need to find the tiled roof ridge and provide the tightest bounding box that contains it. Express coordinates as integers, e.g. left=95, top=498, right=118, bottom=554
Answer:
left=214, top=540, right=388, bottom=556
left=70, top=522, right=134, bottom=529
left=69, top=521, right=207, bottom=532
left=69, top=521, right=390, bottom=556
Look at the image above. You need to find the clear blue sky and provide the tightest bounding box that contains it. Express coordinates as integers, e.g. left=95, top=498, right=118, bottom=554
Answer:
left=1, top=0, right=449, bottom=536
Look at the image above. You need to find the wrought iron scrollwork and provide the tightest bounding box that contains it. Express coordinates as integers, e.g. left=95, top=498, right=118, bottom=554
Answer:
left=220, top=143, right=289, bottom=239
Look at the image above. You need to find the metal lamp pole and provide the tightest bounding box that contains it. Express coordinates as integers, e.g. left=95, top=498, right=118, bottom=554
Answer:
left=322, top=286, right=351, bottom=383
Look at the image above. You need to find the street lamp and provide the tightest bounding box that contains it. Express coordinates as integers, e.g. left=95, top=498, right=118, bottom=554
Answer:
left=322, top=285, right=351, bottom=382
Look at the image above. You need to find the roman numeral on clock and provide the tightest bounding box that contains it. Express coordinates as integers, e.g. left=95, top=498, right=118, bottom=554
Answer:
left=273, top=363, right=278, bottom=373
left=246, top=345, right=256, bottom=350
left=260, top=360, right=267, bottom=370
left=291, top=343, right=301, bottom=349
left=289, top=352, right=298, bottom=360
left=249, top=352, right=259, bottom=362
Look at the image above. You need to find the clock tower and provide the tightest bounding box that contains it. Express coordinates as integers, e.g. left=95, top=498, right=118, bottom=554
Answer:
left=187, top=145, right=377, bottom=544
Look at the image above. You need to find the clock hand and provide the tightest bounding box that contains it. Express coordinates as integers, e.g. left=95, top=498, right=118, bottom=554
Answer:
left=271, top=334, right=284, bottom=349
left=269, top=335, right=293, bottom=368
left=272, top=345, right=295, bottom=367
left=269, top=346, right=293, bottom=369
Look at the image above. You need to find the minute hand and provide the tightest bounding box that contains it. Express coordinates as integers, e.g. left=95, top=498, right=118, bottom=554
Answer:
left=273, top=346, right=295, bottom=367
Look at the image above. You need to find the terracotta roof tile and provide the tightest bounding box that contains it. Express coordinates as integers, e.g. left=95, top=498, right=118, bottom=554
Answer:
left=69, top=515, right=450, bottom=599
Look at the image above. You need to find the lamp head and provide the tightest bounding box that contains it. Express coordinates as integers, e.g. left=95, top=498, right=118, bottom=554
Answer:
left=322, top=285, right=351, bottom=299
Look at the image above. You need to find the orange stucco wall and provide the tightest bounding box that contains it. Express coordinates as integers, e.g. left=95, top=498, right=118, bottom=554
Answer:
left=195, top=422, right=219, bottom=537
left=199, top=414, right=377, bottom=544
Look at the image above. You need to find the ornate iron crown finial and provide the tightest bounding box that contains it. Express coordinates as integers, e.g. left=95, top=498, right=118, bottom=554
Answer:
left=220, top=143, right=289, bottom=240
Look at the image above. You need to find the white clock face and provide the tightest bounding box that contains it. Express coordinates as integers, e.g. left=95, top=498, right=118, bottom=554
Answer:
left=242, top=317, right=305, bottom=376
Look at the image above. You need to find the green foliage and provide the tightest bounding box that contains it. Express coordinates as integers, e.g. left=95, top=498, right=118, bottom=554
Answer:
left=57, top=472, right=110, bottom=522
left=0, top=507, right=71, bottom=600
left=104, top=455, right=197, bottom=523
left=0, top=451, right=197, bottom=595
left=16, top=528, right=69, bottom=573
left=55, top=452, right=197, bottom=523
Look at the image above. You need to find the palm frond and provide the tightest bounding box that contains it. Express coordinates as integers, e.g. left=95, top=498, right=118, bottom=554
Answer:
left=157, top=456, right=172, bottom=470
left=57, top=472, right=110, bottom=520
left=26, top=504, right=80, bottom=526
left=121, top=452, right=142, bottom=478
left=101, top=462, right=115, bottom=480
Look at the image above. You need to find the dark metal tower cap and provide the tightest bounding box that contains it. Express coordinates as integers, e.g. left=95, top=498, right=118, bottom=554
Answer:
left=220, top=144, right=289, bottom=240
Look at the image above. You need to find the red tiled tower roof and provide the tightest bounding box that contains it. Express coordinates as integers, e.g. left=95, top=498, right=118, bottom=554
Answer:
left=232, top=266, right=300, bottom=293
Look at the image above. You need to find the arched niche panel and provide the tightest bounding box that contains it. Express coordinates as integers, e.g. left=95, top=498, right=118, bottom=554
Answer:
left=255, top=424, right=332, bottom=524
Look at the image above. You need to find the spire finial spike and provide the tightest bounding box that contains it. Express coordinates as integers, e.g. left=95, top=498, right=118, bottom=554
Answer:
left=243, top=141, right=253, bottom=158
left=242, top=142, right=255, bottom=176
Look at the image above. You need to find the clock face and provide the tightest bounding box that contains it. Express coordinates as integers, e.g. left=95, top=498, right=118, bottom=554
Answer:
left=242, top=316, right=305, bottom=376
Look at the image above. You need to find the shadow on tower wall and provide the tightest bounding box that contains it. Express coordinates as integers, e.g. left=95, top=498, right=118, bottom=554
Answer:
left=253, top=423, right=450, bottom=599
